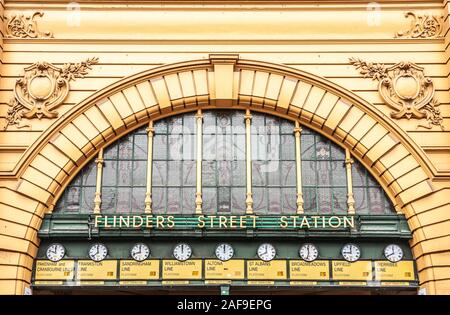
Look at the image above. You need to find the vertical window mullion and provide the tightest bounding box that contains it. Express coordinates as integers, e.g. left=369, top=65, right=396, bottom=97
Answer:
left=145, top=121, right=154, bottom=213
left=294, top=121, right=304, bottom=214
left=195, top=110, right=203, bottom=215
left=93, top=148, right=104, bottom=214
left=345, top=148, right=356, bottom=214
left=245, top=109, right=253, bottom=214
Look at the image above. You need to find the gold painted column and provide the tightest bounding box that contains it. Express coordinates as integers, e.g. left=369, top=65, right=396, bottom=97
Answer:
left=145, top=121, right=154, bottom=213
left=195, top=109, right=203, bottom=214
left=93, top=148, right=104, bottom=214
left=245, top=109, right=253, bottom=214
left=345, top=149, right=355, bottom=214
left=294, top=121, right=304, bottom=214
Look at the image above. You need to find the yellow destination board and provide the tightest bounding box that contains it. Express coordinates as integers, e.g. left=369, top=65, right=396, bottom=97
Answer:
left=119, top=260, right=160, bottom=280
left=247, top=260, right=287, bottom=280
left=76, top=260, right=117, bottom=280
left=205, top=260, right=245, bottom=280
left=35, top=260, right=75, bottom=280
left=162, top=260, right=202, bottom=279
left=374, top=261, right=415, bottom=281
left=332, top=261, right=372, bottom=280
left=289, top=260, right=329, bottom=280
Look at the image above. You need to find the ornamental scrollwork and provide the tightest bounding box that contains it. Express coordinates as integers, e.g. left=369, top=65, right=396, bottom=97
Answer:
left=395, top=12, right=444, bottom=39
left=349, top=57, right=444, bottom=130
left=3, top=58, right=99, bottom=130
left=5, top=11, right=53, bottom=39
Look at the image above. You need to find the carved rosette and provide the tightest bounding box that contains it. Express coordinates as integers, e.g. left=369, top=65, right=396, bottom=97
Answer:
left=396, top=12, right=444, bottom=39
left=350, top=58, right=444, bottom=130
left=5, top=11, right=53, bottom=39
left=4, top=58, right=99, bottom=130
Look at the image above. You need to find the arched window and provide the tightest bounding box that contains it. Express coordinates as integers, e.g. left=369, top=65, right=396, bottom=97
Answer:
left=54, top=110, right=394, bottom=215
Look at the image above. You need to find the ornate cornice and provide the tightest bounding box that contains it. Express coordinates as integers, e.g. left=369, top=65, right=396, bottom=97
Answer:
left=350, top=57, right=444, bottom=131
left=4, top=58, right=99, bottom=130
left=5, top=11, right=53, bottom=39
left=395, top=12, right=444, bottom=39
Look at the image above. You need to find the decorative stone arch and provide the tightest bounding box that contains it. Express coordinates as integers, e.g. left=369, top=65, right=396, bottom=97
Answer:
left=1, top=54, right=443, bottom=294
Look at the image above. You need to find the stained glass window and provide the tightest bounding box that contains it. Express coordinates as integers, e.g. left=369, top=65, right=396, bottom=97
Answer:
left=301, top=127, right=347, bottom=214
left=101, top=126, right=147, bottom=213
left=54, top=159, right=97, bottom=213
left=352, top=160, right=393, bottom=214
left=54, top=109, right=395, bottom=216
left=252, top=113, right=296, bottom=215
left=152, top=113, right=196, bottom=214
left=202, top=110, right=246, bottom=215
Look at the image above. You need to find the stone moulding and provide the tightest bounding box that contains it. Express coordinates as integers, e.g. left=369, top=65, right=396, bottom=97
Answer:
left=349, top=57, right=444, bottom=131
left=5, top=11, right=53, bottom=39
left=4, top=58, right=99, bottom=130
left=395, top=12, right=444, bottom=39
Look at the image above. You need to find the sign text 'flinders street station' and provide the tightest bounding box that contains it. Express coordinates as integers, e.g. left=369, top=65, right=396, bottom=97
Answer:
left=93, top=215, right=355, bottom=230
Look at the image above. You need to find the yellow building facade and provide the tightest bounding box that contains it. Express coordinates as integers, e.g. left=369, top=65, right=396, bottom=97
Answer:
left=0, top=0, right=449, bottom=295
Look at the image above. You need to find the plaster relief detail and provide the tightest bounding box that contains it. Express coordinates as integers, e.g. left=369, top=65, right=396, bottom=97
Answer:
left=4, top=58, right=99, bottom=130
left=349, top=58, right=444, bottom=130
left=395, top=12, right=444, bottom=39
left=5, top=11, right=53, bottom=38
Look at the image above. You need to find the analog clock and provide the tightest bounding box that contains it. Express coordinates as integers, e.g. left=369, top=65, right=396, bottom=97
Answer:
left=384, top=244, right=403, bottom=263
left=173, top=243, right=192, bottom=261
left=341, top=244, right=361, bottom=262
left=88, top=243, right=108, bottom=262
left=46, top=243, right=65, bottom=262
left=299, top=243, right=319, bottom=262
left=215, top=243, right=234, bottom=261
left=130, top=243, right=150, bottom=262
left=257, top=243, right=276, bottom=262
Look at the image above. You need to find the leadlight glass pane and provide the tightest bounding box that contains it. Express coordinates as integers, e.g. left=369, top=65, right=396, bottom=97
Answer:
left=131, top=187, right=145, bottom=213
left=133, top=134, right=148, bottom=160
left=182, top=187, right=196, bottom=214
left=303, top=187, right=317, bottom=213
left=231, top=187, right=246, bottom=215
left=268, top=187, right=281, bottom=214
left=317, top=188, right=332, bottom=214
left=301, top=135, right=315, bottom=160
left=282, top=187, right=297, bottom=214
left=167, top=187, right=181, bottom=213
left=153, top=161, right=167, bottom=186
left=117, top=188, right=131, bottom=212
left=152, top=187, right=166, bottom=214
left=331, top=161, right=346, bottom=187
left=368, top=187, right=384, bottom=214
left=302, top=160, right=317, bottom=186
left=203, top=187, right=217, bottom=215
left=354, top=187, right=369, bottom=214
left=103, top=160, right=117, bottom=186
left=253, top=187, right=267, bottom=215
left=317, top=160, right=331, bottom=186
left=332, top=188, right=347, bottom=214
left=132, top=160, right=147, bottom=186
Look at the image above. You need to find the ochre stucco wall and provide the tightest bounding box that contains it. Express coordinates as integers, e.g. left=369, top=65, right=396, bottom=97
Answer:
left=0, top=0, right=449, bottom=294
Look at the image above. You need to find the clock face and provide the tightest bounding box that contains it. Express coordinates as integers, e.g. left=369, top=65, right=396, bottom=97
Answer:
left=130, top=243, right=150, bottom=262
left=299, top=244, right=319, bottom=262
left=46, top=244, right=65, bottom=262
left=257, top=243, right=276, bottom=262
left=341, top=244, right=361, bottom=262
left=384, top=244, right=403, bottom=263
left=88, top=244, right=108, bottom=262
left=173, top=243, right=192, bottom=261
left=215, top=243, right=234, bottom=261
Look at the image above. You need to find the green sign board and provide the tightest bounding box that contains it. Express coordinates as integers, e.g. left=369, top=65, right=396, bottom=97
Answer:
left=93, top=215, right=355, bottom=230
